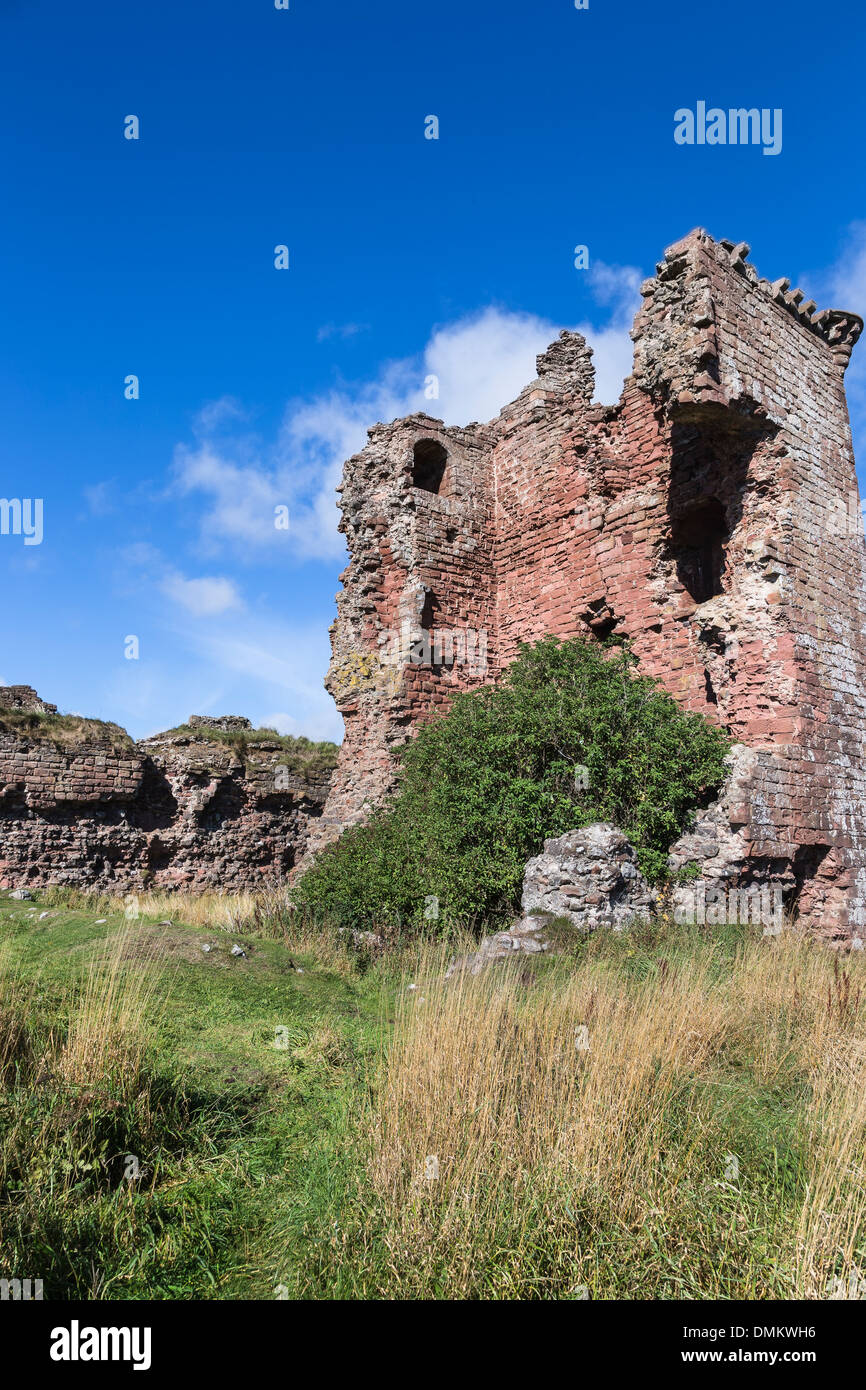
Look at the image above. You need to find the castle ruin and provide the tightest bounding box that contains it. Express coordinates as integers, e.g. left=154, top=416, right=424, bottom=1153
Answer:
left=0, top=689, right=333, bottom=892
left=2, top=229, right=865, bottom=932
left=312, top=229, right=866, bottom=936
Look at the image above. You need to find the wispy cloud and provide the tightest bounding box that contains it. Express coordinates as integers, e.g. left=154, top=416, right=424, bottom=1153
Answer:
left=170, top=615, right=342, bottom=741
left=810, top=222, right=866, bottom=316
left=160, top=572, right=243, bottom=617
left=83, top=480, right=118, bottom=517
left=120, top=543, right=245, bottom=618
left=802, top=223, right=866, bottom=452
left=316, top=321, right=370, bottom=342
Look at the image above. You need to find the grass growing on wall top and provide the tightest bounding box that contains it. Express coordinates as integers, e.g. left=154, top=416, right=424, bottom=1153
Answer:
left=149, top=724, right=340, bottom=774
left=0, top=711, right=135, bottom=752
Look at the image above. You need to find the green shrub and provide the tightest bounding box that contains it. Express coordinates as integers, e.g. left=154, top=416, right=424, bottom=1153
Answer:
left=294, top=636, right=731, bottom=933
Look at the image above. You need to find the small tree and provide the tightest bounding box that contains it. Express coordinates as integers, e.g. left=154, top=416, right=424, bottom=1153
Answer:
left=294, top=636, right=730, bottom=933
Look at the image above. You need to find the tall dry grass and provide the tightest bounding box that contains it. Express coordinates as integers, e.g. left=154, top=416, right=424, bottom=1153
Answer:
left=329, top=927, right=866, bottom=1299
left=40, top=883, right=256, bottom=930
left=0, top=921, right=230, bottom=1297
left=55, top=923, right=169, bottom=1089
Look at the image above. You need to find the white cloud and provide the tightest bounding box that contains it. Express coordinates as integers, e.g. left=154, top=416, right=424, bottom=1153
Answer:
left=83, top=480, right=118, bottom=517
left=171, top=270, right=642, bottom=564
left=160, top=571, right=243, bottom=617
left=421, top=307, right=564, bottom=424
left=119, top=544, right=245, bottom=618
left=193, top=396, right=249, bottom=435
left=813, top=222, right=866, bottom=316
left=577, top=261, right=643, bottom=405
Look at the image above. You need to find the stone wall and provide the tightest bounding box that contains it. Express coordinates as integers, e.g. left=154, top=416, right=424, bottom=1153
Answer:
left=0, top=713, right=333, bottom=893
left=0, top=686, right=57, bottom=714
left=313, top=229, right=866, bottom=936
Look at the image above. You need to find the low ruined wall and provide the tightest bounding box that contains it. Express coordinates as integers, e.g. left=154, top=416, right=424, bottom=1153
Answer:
left=0, top=723, right=332, bottom=894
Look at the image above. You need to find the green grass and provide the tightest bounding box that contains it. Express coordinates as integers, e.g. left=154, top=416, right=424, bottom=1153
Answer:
left=146, top=725, right=340, bottom=775
left=0, top=711, right=135, bottom=751
left=2, top=896, right=864, bottom=1300
left=0, top=895, right=383, bottom=1299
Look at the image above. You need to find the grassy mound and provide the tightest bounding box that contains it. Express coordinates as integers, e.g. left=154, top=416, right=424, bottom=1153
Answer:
left=0, top=710, right=135, bottom=752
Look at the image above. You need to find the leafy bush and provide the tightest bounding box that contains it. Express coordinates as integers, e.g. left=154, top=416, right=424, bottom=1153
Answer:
left=294, top=636, right=731, bottom=932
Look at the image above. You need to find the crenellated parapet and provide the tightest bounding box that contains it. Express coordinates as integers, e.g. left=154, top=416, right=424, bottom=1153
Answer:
left=633, top=229, right=863, bottom=413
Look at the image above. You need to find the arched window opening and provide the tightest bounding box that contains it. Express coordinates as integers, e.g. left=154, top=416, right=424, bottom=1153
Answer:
left=671, top=498, right=728, bottom=603
left=412, top=438, right=448, bottom=494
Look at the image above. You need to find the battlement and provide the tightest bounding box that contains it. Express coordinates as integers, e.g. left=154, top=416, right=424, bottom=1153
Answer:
left=646, top=227, right=862, bottom=370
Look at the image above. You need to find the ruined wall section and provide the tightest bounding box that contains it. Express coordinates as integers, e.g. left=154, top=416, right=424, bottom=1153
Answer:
left=0, top=686, right=58, bottom=714
left=309, top=414, right=496, bottom=851
left=0, top=734, right=145, bottom=890
left=135, top=729, right=331, bottom=891
left=635, top=231, right=865, bottom=930
left=491, top=332, right=609, bottom=656
left=0, top=716, right=332, bottom=893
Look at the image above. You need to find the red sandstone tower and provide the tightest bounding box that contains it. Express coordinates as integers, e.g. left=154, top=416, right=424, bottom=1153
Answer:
left=312, top=231, right=865, bottom=936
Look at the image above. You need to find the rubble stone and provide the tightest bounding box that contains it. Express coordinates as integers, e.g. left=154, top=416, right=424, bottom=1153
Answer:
left=521, top=825, right=655, bottom=931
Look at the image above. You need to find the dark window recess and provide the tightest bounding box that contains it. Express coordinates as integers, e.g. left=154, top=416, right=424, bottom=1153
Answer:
left=419, top=590, right=437, bottom=630
left=671, top=499, right=728, bottom=603
left=789, top=844, right=831, bottom=919
left=412, top=438, right=448, bottom=494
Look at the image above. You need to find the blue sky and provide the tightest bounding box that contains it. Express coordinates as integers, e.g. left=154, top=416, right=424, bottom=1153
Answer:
left=1, top=0, right=864, bottom=741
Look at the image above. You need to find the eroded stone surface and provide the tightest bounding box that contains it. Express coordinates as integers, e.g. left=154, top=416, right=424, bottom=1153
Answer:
left=0, top=707, right=333, bottom=892
left=445, top=824, right=652, bottom=974
left=444, top=914, right=551, bottom=978
left=522, top=824, right=654, bottom=931
left=0, top=686, right=57, bottom=715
